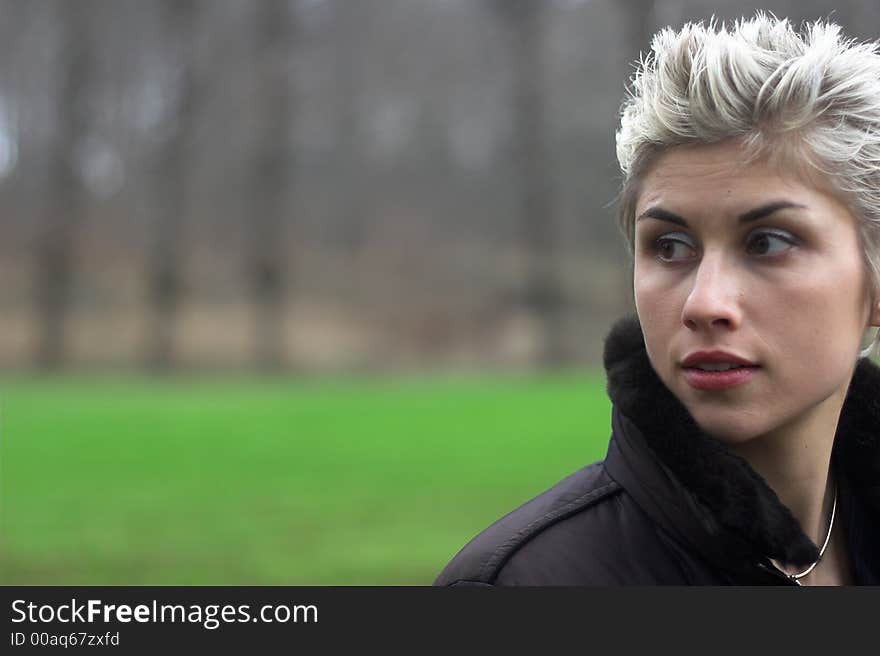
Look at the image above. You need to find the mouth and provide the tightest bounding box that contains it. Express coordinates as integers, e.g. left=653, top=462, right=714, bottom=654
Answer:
left=679, top=350, right=759, bottom=390
left=687, top=363, right=752, bottom=372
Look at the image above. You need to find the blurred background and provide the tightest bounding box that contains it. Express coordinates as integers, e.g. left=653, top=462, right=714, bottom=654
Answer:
left=2, top=0, right=877, bottom=584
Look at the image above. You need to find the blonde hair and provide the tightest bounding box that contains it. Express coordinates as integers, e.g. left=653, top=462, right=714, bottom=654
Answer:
left=615, top=13, right=880, bottom=356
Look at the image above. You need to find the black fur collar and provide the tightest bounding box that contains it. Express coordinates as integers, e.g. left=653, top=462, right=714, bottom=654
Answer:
left=603, top=315, right=880, bottom=567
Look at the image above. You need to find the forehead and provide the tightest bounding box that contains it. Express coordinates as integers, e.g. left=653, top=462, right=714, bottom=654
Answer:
left=636, top=140, right=827, bottom=214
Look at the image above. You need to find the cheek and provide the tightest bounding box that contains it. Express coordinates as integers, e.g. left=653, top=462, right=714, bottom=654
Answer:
left=634, top=266, right=684, bottom=327
left=633, top=259, right=661, bottom=312
left=765, top=261, right=867, bottom=373
left=634, top=267, right=686, bottom=373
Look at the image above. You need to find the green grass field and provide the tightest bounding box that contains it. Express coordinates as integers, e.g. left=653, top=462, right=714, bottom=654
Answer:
left=0, top=372, right=612, bottom=585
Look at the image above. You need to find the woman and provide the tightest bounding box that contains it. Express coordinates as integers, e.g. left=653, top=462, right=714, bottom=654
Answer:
left=435, top=14, right=880, bottom=586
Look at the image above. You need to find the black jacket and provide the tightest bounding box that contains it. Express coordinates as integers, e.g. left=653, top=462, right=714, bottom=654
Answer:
left=434, top=316, right=880, bottom=586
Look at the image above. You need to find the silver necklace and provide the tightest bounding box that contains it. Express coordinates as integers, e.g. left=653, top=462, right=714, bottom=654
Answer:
left=786, top=483, right=838, bottom=584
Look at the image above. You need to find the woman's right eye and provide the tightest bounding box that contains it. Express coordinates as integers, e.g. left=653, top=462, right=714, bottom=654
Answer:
left=655, top=235, right=696, bottom=262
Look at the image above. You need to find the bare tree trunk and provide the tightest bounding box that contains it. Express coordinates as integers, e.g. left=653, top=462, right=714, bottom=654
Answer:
left=249, top=0, right=295, bottom=371
left=619, top=0, right=657, bottom=63
left=617, top=0, right=659, bottom=314
left=498, top=0, right=564, bottom=367
left=145, top=0, right=198, bottom=370
left=332, top=0, right=366, bottom=256
left=37, top=3, right=91, bottom=369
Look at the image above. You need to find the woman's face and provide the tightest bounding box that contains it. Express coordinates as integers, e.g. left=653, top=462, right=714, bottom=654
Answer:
left=633, top=140, right=879, bottom=444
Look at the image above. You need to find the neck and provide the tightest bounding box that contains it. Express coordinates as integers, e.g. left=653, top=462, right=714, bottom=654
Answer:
left=728, top=387, right=844, bottom=557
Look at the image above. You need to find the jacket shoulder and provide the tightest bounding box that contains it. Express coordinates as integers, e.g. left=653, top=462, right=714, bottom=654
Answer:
left=434, top=461, right=621, bottom=586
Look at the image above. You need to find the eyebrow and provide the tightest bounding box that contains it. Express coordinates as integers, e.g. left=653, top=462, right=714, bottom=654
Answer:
left=636, top=201, right=807, bottom=227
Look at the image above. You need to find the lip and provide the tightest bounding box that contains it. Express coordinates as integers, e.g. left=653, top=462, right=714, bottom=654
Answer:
left=680, top=350, right=757, bottom=368
left=680, top=350, right=760, bottom=390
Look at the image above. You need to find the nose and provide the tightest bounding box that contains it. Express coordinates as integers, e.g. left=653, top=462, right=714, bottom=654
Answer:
left=681, top=252, right=742, bottom=332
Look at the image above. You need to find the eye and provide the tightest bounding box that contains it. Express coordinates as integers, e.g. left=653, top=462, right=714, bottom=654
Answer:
left=654, top=234, right=697, bottom=262
left=745, top=229, right=796, bottom=256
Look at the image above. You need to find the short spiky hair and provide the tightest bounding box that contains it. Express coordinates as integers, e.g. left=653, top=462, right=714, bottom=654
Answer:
left=615, top=13, right=880, bottom=354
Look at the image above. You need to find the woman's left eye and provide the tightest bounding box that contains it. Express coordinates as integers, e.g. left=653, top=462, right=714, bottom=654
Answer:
left=745, top=230, right=795, bottom=256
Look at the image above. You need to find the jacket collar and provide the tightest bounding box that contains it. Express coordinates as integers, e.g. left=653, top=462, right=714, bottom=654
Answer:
left=602, top=315, right=880, bottom=573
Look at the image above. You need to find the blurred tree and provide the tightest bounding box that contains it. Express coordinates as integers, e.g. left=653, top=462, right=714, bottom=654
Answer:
left=619, top=0, right=657, bottom=63
left=145, top=0, right=200, bottom=370
left=493, top=0, right=565, bottom=367
left=617, top=0, right=659, bottom=303
left=332, top=0, right=367, bottom=256
left=36, top=1, right=92, bottom=368
left=249, top=0, right=296, bottom=371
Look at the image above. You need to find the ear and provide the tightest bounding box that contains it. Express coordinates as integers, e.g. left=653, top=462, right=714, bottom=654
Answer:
left=869, top=295, right=880, bottom=327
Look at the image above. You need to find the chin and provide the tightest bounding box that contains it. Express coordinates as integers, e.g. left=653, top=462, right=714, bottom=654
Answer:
left=686, top=408, right=768, bottom=445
